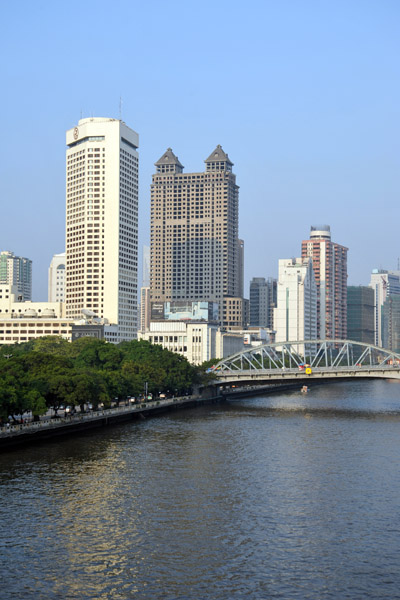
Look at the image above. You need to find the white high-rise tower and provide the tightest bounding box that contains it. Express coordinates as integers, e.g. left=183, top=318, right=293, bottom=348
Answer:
left=66, top=118, right=139, bottom=341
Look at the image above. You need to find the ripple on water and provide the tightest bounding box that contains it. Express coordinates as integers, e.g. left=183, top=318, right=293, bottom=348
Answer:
left=1, top=379, right=400, bottom=599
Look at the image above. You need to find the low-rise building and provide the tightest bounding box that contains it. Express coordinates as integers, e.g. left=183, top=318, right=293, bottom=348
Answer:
left=0, top=284, right=70, bottom=345
left=139, top=320, right=244, bottom=365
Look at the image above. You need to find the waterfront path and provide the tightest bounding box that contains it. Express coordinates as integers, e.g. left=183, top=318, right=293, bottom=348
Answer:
left=0, top=383, right=303, bottom=450
left=0, top=395, right=216, bottom=449
left=0, top=396, right=202, bottom=437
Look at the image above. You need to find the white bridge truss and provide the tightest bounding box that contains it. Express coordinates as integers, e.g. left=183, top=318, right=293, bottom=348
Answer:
left=215, top=340, right=400, bottom=376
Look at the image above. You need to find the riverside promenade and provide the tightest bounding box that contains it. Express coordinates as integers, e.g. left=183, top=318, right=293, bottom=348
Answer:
left=0, top=382, right=304, bottom=451
left=0, top=394, right=222, bottom=451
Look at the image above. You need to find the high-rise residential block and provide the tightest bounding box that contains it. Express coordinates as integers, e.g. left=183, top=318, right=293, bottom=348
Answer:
left=65, top=118, right=139, bottom=342
left=347, top=286, right=374, bottom=344
left=0, top=251, right=32, bottom=300
left=369, top=269, right=400, bottom=347
left=48, top=252, right=66, bottom=302
left=150, top=146, right=241, bottom=322
left=274, top=257, right=317, bottom=348
left=301, top=225, right=348, bottom=340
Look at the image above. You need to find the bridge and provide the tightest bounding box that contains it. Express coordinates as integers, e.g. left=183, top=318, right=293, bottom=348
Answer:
left=212, top=340, right=400, bottom=387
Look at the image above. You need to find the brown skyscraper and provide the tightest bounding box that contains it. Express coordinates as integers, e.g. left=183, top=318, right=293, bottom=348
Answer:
left=150, top=146, right=241, bottom=321
left=301, top=225, right=348, bottom=340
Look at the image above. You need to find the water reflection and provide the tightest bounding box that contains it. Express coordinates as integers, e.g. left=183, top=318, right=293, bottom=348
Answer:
left=1, top=379, right=400, bottom=598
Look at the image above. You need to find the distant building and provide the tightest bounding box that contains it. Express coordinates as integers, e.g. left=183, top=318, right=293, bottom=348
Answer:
left=369, top=269, right=400, bottom=347
left=238, top=239, right=244, bottom=298
left=347, top=286, right=374, bottom=344
left=0, top=251, right=32, bottom=301
left=274, top=257, right=317, bottom=349
left=142, top=245, right=150, bottom=287
left=382, top=295, right=400, bottom=352
left=223, top=296, right=248, bottom=329
left=249, top=277, right=277, bottom=328
left=48, top=252, right=66, bottom=302
left=65, top=117, right=139, bottom=342
left=301, top=225, right=348, bottom=339
left=140, top=286, right=151, bottom=332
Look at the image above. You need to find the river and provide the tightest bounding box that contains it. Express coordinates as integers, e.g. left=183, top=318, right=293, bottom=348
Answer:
left=1, top=379, right=400, bottom=599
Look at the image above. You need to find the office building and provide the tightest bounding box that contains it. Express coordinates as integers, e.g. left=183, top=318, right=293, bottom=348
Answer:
left=249, top=277, right=277, bottom=328
left=0, top=251, right=32, bottom=301
left=48, top=252, right=66, bottom=302
left=347, top=286, right=374, bottom=344
left=301, top=225, right=348, bottom=339
left=274, top=257, right=317, bottom=349
left=150, top=146, right=241, bottom=322
left=382, top=295, right=400, bottom=352
left=369, top=269, right=400, bottom=347
left=65, top=117, right=139, bottom=342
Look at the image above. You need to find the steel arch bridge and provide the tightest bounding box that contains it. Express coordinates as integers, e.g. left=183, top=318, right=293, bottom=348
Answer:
left=212, top=340, right=400, bottom=385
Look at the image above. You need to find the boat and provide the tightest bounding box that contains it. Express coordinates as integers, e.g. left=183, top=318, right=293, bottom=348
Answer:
left=301, top=385, right=309, bottom=393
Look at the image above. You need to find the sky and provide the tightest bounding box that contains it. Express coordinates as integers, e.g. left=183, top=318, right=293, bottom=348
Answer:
left=1, top=0, right=399, bottom=300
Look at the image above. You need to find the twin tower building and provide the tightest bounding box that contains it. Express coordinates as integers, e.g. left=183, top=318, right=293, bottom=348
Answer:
left=66, top=118, right=243, bottom=343
left=65, top=117, right=347, bottom=347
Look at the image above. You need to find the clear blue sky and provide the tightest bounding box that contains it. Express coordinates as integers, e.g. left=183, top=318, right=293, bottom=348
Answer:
left=1, top=0, right=399, bottom=300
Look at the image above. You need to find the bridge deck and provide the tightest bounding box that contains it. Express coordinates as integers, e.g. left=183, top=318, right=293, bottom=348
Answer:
left=216, top=365, right=400, bottom=385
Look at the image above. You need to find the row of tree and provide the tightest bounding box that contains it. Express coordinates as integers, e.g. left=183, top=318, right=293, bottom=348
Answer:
left=0, top=337, right=211, bottom=422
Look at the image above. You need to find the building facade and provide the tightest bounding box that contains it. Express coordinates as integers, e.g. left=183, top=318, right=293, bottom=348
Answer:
left=249, top=277, right=277, bottom=328
left=222, top=296, right=247, bottom=329
left=274, top=257, right=317, bottom=347
left=139, top=320, right=244, bottom=365
left=65, top=117, right=139, bottom=342
left=48, top=252, right=66, bottom=302
left=0, top=251, right=32, bottom=301
left=142, top=245, right=150, bottom=287
left=301, top=225, right=348, bottom=339
left=0, top=284, right=69, bottom=345
left=369, top=269, right=400, bottom=347
left=347, top=286, right=374, bottom=344
left=382, top=295, right=400, bottom=352
left=140, top=286, right=151, bottom=332
left=150, top=146, right=241, bottom=323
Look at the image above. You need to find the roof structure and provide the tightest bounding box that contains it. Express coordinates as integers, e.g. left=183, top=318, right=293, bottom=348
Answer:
left=204, top=145, right=233, bottom=166
left=154, top=148, right=184, bottom=168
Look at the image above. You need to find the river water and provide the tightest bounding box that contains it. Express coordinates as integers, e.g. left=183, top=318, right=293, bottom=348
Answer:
left=1, top=379, right=400, bottom=599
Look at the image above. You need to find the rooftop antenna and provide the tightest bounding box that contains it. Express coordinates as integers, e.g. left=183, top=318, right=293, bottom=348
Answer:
left=80, top=108, right=83, bottom=119
left=119, top=96, right=123, bottom=121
